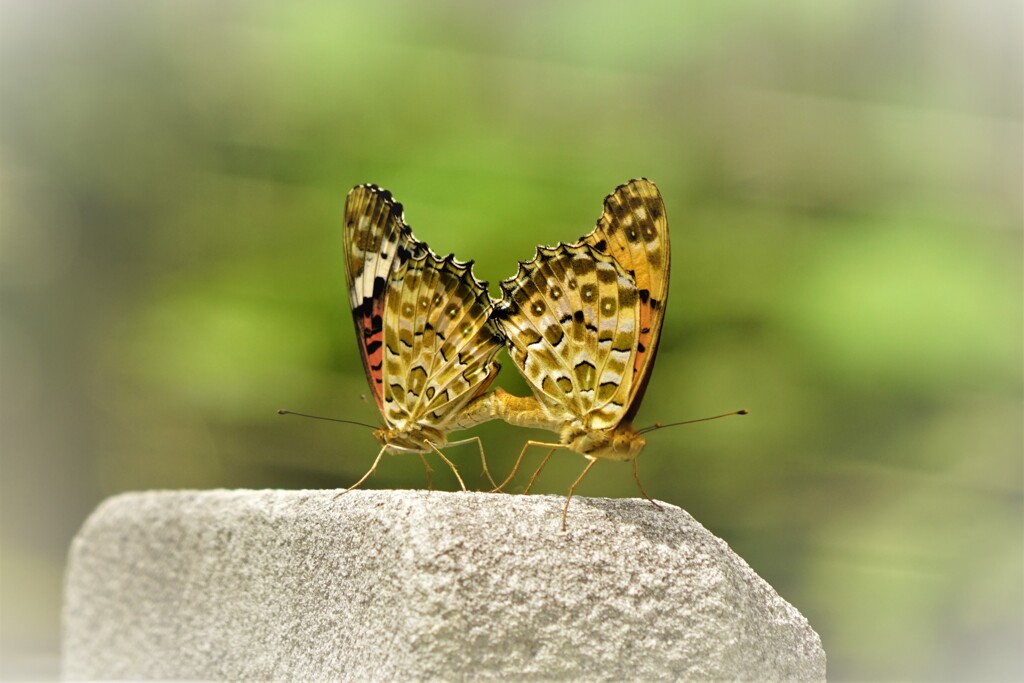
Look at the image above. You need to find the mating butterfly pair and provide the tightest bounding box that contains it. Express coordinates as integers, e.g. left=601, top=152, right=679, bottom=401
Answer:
left=341, top=179, right=670, bottom=529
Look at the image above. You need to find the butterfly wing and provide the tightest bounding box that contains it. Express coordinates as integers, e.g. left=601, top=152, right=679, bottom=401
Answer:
left=380, top=251, right=503, bottom=434
left=495, top=243, right=640, bottom=430
left=343, top=184, right=502, bottom=434
left=343, top=184, right=429, bottom=413
left=583, top=178, right=669, bottom=422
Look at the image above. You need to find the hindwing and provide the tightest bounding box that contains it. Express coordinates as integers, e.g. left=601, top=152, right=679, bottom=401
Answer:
left=580, top=178, right=669, bottom=422
left=494, top=243, right=640, bottom=430
left=493, top=178, right=669, bottom=429
left=343, top=184, right=502, bottom=433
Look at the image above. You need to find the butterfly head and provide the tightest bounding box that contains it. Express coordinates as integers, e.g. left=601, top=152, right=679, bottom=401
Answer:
left=373, top=424, right=446, bottom=453
left=561, top=421, right=646, bottom=462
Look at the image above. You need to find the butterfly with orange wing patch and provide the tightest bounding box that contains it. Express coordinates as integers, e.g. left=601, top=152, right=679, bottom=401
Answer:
left=340, top=184, right=503, bottom=492
left=459, top=179, right=672, bottom=528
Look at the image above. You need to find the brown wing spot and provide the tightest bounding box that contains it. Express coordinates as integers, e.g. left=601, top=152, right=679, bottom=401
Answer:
left=612, top=331, right=634, bottom=350
left=619, top=286, right=638, bottom=307
left=521, top=327, right=543, bottom=347
left=445, top=303, right=460, bottom=318
left=605, top=358, right=627, bottom=375
left=425, top=386, right=436, bottom=399
left=512, top=284, right=532, bottom=307
left=351, top=254, right=365, bottom=277
left=530, top=299, right=547, bottom=316
left=581, top=283, right=597, bottom=302
left=408, top=366, right=428, bottom=395
left=354, top=229, right=383, bottom=252
left=418, top=296, right=430, bottom=310
left=544, top=324, right=565, bottom=346
left=647, top=247, right=663, bottom=268
left=574, top=360, right=596, bottom=388
left=402, top=302, right=415, bottom=317
left=566, top=277, right=578, bottom=290
left=600, top=296, right=617, bottom=315
left=573, top=255, right=596, bottom=275
left=596, top=264, right=617, bottom=284
left=470, top=300, right=487, bottom=318
left=556, top=376, right=573, bottom=393
left=597, top=381, right=618, bottom=402
left=625, top=226, right=640, bottom=242
left=641, top=222, right=659, bottom=242
left=549, top=286, right=563, bottom=300
left=572, top=310, right=587, bottom=342
left=421, top=325, right=436, bottom=347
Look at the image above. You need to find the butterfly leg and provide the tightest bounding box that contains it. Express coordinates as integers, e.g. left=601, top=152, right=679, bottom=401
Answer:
left=522, top=446, right=558, bottom=495
left=470, top=436, right=498, bottom=490
left=417, top=452, right=434, bottom=491
left=492, top=440, right=562, bottom=493
left=632, top=457, right=662, bottom=510
left=426, top=442, right=468, bottom=492
left=335, top=443, right=389, bottom=498
left=440, top=438, right=495, bottom=491
left=562, top=457, right=598, bottom=531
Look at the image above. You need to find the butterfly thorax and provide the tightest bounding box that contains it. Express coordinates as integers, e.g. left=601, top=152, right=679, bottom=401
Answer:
left=373, top=424, right=447, bottom=452
left=560, top=421, right=645, bottom=462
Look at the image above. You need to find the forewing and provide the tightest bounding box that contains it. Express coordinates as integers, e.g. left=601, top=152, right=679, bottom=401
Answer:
left=494, top=243, right=639, bottom=430
left=342, top=185, right=429, bottom=412
left=583, top=178, right=669, bottom=422
left=381, top=253, right=503, bottom=432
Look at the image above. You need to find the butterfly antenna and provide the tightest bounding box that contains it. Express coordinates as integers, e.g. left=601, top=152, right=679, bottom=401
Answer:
left=277, top=409, right=376, bottom=430
left=637, top=409, right=748, bottom=435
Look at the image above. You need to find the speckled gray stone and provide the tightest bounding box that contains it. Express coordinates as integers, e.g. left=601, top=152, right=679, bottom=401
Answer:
left=63, top=489, right=825, bottom=681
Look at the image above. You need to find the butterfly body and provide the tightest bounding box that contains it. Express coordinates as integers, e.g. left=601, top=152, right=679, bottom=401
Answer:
left=341, top=184, right=503, bottom=489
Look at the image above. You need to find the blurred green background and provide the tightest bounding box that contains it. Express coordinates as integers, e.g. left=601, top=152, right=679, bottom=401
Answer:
left=1, top=0, right=1021, bottom=679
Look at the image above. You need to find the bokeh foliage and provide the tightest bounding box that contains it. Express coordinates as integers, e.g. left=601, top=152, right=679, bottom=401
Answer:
left=2, top=1, right=1021, bottom=679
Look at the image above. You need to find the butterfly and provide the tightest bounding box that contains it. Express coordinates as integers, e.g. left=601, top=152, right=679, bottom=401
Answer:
left=460, top=178, right=671, bottom=528
left=339, top=184, right=504, bottom=492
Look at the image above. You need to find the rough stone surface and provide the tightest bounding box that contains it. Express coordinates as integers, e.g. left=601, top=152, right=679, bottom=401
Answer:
left=63, top=489, right=825, bottom=681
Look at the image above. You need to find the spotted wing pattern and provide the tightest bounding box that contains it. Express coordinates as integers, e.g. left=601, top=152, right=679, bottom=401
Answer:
left=495, top=243, right=640, bottom=429
left=343, top=184, right=503, bottom=435
left=586, top=178, right=669, bottom=421
left=493, top=179, right=669, bottom=429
